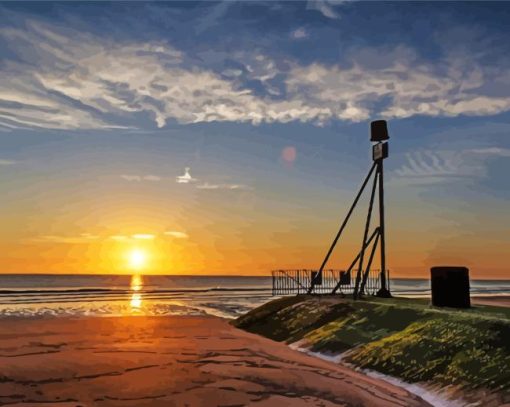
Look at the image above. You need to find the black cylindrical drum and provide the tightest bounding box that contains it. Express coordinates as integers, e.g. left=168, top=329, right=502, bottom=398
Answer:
left=430, top=266, right=470, bottom=308
left=370, top=120, right=389, bottom=142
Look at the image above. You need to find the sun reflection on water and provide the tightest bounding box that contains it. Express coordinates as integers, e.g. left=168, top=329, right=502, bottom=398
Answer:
left=131, top=274, right=143, bottom=291
left=130, top=293, right=142, bottom=308
left=130, top=274, right=143, bottom=311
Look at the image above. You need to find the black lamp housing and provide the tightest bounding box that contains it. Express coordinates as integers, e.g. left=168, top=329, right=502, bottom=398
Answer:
left=370, top=120, right=389, bottom=142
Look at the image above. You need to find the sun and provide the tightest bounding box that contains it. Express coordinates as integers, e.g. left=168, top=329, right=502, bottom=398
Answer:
left=128, top=249, right=147, bottom=270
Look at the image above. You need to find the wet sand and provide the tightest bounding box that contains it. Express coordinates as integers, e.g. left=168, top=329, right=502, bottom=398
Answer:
left=472, top=295, right=510, bottom=308
left=0, top=315, right=430, bottom=407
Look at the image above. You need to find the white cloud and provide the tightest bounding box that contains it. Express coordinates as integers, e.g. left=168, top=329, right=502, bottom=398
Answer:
left=0, top=70, right=125, bottom=130
left=306, top=1, right=342, bottom=19
left=194, top=1, right=234, bottom=34
left=143, top=175, right=161, bottom=181
left=177, top=166, right=251, bottom=191
left=1, top=20, right=510, bottom=130
left=196, top=182, right=252, bottom=190
left=0, top=159, right=16, bottom=165
left=228, top=184, right=252, bottom=190
left=468, top=147, right=510, bottom=157
left=121, top=174, right=161, bottom=182
left=107, top=231, right=189, bottom=240
left=291, top=28, right=308, bottom=40
left=222, top=68, right=243, bottom=78
left=164, top=231, right=188, bottom=239
left=33, top=234, right=100, bottom=244
left=286, top=52, right=510, bottom=122
left=394, top=150, right=470, bottom=183
left=392, top=146, right=510, bottom=185
left=0, top=21, right=181, bottom=130
left=120, top=170, right=253, bottom=189
left=176, top=167, right=197, bottom=184
left=110, top=233, right=157, bottom=241
left=196, top=183, right=219, bottom=190
left=121, top=175, right=142, bottom=182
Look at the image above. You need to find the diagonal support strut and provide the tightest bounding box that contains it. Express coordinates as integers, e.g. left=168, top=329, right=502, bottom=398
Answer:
left=308, top=162, right=377, bottom=294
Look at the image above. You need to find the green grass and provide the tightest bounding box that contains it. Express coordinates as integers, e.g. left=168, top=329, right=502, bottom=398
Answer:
left=233, top=296, right=510, bottom=394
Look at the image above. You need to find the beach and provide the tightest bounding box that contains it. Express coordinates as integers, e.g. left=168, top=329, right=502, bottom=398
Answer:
left=0, top=315, right=430, bottom=407
left=1, top=275, right=509, bottom=406
left=472, top=295, right=510, bottom=307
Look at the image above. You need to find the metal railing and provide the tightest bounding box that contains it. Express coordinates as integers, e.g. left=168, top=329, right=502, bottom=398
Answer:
left=272, top=268, right=389, bottom=296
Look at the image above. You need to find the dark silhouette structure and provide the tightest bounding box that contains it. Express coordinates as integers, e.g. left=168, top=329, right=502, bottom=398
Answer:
left=272, top=120, right=392, bottom=299
left=431, top=266, right=471, bottom=308
left=271, top=268, right=386, bottom=296
left=370, top=120, right=389, bottom=142
left=308, top=119, right=391, bottom=299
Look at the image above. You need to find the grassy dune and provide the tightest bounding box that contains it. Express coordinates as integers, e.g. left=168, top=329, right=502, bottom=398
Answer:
left=233, top=296, right=510, bottom=400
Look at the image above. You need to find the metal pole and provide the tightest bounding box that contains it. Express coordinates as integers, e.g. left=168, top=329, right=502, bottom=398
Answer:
left=308, top=162, right=377, bottom=294
left=332, top=227, right=379, bottom=294
left=353, top=170, right=378, bottom=299
left=376, top=159, right=391, bottom=297
left=359, top=231, right=380, bottom=295
left=272, top=272, right=274, bottom=296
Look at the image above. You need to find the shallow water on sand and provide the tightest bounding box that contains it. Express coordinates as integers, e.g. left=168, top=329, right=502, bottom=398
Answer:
left=0, top=274, right=509, bottom=319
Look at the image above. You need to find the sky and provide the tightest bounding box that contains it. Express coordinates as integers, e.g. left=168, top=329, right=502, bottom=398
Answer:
left=0, top=1, right=509, bottom=278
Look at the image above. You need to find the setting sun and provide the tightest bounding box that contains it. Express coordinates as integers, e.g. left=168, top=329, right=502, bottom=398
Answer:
left=128, top=249, right=147, bottom=270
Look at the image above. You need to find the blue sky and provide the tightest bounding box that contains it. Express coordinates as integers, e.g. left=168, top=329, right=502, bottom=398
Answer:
left=0, top=1, right=509, bottom=277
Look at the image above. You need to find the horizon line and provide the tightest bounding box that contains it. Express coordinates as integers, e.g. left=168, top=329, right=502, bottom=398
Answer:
left=0, top=273, right=509, bottom=281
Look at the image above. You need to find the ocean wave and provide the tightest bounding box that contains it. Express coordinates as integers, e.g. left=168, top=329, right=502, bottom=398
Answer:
left=0, top=287, right=271, bottom=296
left=0, top=275, right=508, bottom=320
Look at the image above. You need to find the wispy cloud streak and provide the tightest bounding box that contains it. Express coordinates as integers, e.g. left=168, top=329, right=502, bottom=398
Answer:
left=196, top=183, right=252, bottom=190
left=1, top=17, right=510, bottom=130
left=121, top=174, right=161, bottom=182
left=164, top=231, right=188, bottom=239
left=393, top=146, right=510, bottom=185
left=0, top=159, right=17, bottom=165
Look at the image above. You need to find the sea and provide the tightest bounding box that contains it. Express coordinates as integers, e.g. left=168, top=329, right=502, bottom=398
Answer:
left=0, top=274, right=509, bottom=319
